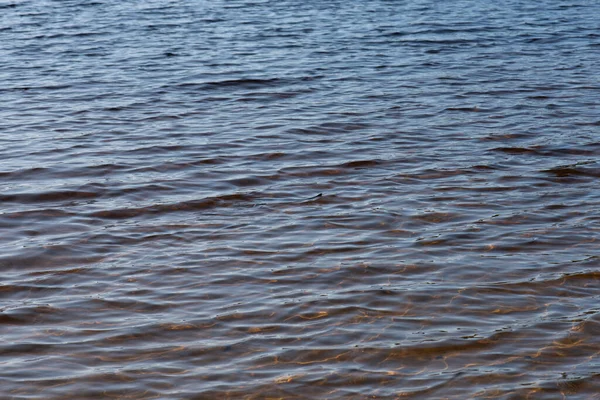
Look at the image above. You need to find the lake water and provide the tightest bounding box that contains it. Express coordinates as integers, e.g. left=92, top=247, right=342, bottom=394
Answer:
left=2, top=0, right=600, bottom=398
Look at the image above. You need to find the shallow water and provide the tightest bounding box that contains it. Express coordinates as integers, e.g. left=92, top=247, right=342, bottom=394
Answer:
left=2, top=0, right=600, bottom=398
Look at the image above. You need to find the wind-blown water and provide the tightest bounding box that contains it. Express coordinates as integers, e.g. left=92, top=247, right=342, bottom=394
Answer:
left=2, top=0, right=600, bottom=398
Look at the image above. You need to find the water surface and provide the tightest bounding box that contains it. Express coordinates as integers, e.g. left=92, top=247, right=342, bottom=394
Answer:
left=2, top=0, right=600, bottom=398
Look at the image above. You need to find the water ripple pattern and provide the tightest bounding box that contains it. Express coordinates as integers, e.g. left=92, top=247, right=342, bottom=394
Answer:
left=1, top=0, right=600, bottom=398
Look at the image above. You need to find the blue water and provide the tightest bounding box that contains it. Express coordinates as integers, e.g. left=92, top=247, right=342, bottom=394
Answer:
left=1, top=0, right=600, bottom=398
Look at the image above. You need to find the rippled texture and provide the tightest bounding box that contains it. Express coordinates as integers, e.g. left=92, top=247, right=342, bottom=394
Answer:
left=2, top=0, right=600, bottom=398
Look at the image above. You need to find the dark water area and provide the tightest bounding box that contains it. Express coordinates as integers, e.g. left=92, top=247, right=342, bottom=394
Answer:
left=2, top=0, right=600, bottom=398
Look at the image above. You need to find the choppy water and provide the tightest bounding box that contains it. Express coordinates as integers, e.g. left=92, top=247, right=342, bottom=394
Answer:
left=2, top=0, right=600, bottom=398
